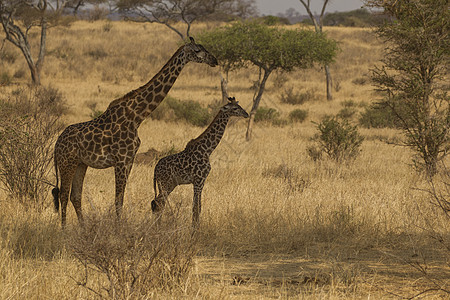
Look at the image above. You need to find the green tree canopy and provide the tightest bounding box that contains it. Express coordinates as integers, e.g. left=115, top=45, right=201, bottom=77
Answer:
left=198, top=21, right=338, bottom=139
left=199, top=21, right=337, bottom=75
left=366, top=0, right=449, bottom=176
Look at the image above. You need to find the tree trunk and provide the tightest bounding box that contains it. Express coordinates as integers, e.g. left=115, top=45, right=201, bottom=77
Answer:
left=299, top=0, right=333, bottom=101
left=246, top=69, right=271, bottom=141
left=325, top=64, right=332, bottom=101
left=221, top=76, right=229, bottom=104
left=20, top=45, right=41, bottom=85
left=29, top=64, right=41, bottom=85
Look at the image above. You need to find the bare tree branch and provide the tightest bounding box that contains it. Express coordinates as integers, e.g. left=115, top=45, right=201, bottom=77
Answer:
left=117, top=0, right=256, bottom=40
left=0, top=0, right=69, bottom=84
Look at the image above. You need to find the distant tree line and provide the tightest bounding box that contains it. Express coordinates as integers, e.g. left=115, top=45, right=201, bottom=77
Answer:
left=277, top=8, right=387, bottom=27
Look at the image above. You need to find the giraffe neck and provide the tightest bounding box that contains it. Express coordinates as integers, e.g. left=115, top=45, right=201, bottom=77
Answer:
left=186, top=111, right=230, bottom=156
left=106, top=46, right=188, bottom=127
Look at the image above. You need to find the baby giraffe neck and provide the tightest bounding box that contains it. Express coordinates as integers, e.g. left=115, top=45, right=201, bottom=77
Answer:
left=188, top=111, right=230, bottom=156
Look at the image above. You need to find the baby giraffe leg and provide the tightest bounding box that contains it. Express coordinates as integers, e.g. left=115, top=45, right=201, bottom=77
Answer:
left=152, top=183, right=175, bottom=214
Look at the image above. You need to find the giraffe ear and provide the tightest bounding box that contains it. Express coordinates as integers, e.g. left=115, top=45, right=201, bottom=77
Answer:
left=228, top=97, right=237, bottom=104
left=188, top=36, right=201, bottom=52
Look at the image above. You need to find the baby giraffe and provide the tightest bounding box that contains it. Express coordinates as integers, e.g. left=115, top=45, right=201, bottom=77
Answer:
left=152, top=97, right=249, bottom=228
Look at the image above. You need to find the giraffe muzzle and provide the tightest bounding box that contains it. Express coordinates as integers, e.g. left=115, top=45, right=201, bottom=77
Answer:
left=209, top=57, right=219, bottom=67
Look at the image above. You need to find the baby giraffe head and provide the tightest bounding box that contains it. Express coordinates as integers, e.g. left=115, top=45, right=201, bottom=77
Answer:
left=221, top=97, right=249, bottom=118
left=183, top=37, right=218, bottom=67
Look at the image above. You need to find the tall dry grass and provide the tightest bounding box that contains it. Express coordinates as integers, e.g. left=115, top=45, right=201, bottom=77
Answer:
left=0, top=20, right=448, bottom=298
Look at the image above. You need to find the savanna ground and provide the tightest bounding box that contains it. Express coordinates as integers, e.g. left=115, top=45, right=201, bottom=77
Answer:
left=0, top=21, right=449, bottom=299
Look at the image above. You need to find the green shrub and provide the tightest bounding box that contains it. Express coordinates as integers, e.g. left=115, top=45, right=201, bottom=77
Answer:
left=337, top=107, right=357, bottom=119
left=289, top=109, right=308, bottom=123
left=359, top=104, right=401, bottom=128
left=151, top=97, right=211, bottom=127
left=254, top=107, right=280, bottom=123
left=309, top=116, right=364, bottom=161
left=0, top=72, right=11, bottom=86
left=271, top=118, right=289, bottom=127
left=169, top=98, right=211, bottom=127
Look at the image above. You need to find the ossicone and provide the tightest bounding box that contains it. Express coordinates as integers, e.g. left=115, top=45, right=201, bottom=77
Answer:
left=228, top=96, right=238, bottom=104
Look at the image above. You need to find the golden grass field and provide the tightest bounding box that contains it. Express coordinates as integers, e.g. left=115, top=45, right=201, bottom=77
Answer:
left=0, top=20, right=449, bottom=299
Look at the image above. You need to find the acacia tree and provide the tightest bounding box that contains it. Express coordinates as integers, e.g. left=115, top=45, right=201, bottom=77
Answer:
left=366, top=0, right=449, bottom=176
left=198, top=21, right=338, bottom=140
left=116, top=0, right=256, bottom=40
left=0, top=0, right=67, bottom=85
left=298, top=0, right=334, bottom=100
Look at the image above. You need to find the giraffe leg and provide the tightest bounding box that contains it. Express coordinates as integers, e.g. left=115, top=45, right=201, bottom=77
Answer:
left=59, top=165, right=77, bottom=229
left=151, top=183, right=175, bottom=214
left=114, top=162, right=133, bottom=218
left=70, top=163, right=88, bottom=225
left=192, top=179, right=205, bottom=230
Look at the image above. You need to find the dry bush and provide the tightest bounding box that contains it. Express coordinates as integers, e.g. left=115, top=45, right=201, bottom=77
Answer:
left=69, top=212, right=197, bottom=298
left=0, top=87, right=65, bottom=209
left=414, top=164, right=449, bottom=267
left=280, top=86, right=316, bottom=105
left=0, top=71, right=12, bottom=85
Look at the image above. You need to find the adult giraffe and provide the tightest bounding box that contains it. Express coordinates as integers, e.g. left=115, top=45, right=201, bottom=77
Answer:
left=52, top=37, right=218, bottom=228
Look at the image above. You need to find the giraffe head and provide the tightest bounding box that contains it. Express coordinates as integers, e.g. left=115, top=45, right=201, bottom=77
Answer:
left=183, top=37, right=218, bottom=67
left=221, top=97, right=249, bottom=118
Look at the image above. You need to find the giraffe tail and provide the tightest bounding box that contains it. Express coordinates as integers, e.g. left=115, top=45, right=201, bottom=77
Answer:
left=153, top=174, right=159, bottom=200
left=52, top=154, right=60, bottom=213
left=151, top=174, right=158, bottom=212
